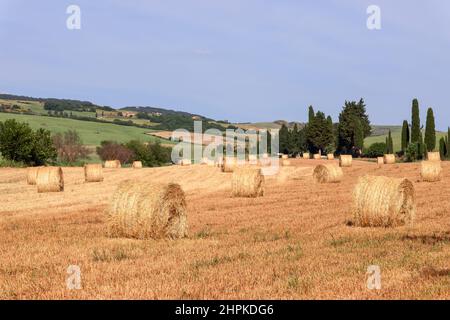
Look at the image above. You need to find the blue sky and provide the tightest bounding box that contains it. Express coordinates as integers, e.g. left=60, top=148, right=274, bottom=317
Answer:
left=1, top=1, right=450, bottom=129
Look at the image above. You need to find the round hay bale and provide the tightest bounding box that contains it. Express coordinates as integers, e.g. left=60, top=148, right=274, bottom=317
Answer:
left=384, top=154, right=396, bottom=164
left=262, top=153, right=269, bottom=159
left=248, top=154, right=258, bottom=165
left=421, top=160, right=442, bottom=182
left=84, top=164, right=103, bottom=182
left=207, top=159, right=215, bottom=166
left=221, top=157, right=236, bottom=172
left=36, top=167, right=64, bottom=193
left=339, top=155, right=352, bottom=167
left=313, top=164, right=343, bottom=183
left=281, top=154, right=289, bottom=160
left=313, top=153, right=321, bottom=160
left=27, top=166, right=42, bottom=185
left=327, top=154, right=335, bottom=160
left=108, top=181, right=187, bottom=239
left=377, top=157, right=384, bottom=166
left=104, top=160, right=121, bottom=168
left=427, top=152, right=441, bottom=162
left=302, top=152, right=310, bottom=159
left=132, top=161, right=143, bottom=169
left=352, top=175, right=415, bottom=227
left=231, top=167, right=264, bottom=197
left=282, top=159, right=291, bottom=166
left=200, top=157, right=208, bottom=165
left=180, top=159, right=191, bottom=166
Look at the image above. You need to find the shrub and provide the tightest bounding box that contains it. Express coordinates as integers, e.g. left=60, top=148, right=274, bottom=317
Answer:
left=125, top=140, right=172, bottom=167
left=0, top=119, right=56, bottom=165
left=365, top=142, right=386, bottom=158
left=96, top=141, right=134, bottom=164
left=405, top=143, right=419, bottom=162
left=52, top=130, right=90, bottom=163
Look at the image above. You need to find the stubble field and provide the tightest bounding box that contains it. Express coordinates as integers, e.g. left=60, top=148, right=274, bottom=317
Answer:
left=0, top=159, right=448, bottom=299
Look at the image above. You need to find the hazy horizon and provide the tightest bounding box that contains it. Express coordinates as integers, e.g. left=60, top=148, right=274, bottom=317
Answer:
left=1, top=1, right=450, bottom=129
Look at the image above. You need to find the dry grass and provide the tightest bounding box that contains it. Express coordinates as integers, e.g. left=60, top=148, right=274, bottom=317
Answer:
left=0, top=159, right=449, bottom=299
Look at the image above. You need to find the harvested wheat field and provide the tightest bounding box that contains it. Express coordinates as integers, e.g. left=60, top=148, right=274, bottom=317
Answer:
left=0, top=158, right=449, bottom=299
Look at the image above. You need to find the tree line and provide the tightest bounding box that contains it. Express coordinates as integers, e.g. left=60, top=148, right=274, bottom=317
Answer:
left=401, top=99, right=450, bottom=161
left=0, top=119, right=171, bottom=167
left=278, top=99, right=371, bottom=156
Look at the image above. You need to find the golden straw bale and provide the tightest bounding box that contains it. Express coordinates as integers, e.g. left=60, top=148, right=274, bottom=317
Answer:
left=327, top=154, right=335, bottom=160
left=352, top=175, right=415, bottom=227
left=27, top=166, right=42, bottom=185
left=302, top=153, right=310, bottom=159
left=421, top=161, right=442, bottom=182
left=427, top=152, right=441, bottom=162
left=231, top=167, right=264, bottom=197
left=377, top=157, right=384, bottom=166
left=262, top=153, right=269, bottom=159
left=221, top=157, right=236, bottom=172
left=281, top=154, right=289, bottom=159
left=248, top=154, right=258, bottom=165
left=132, top=161, right=143, bottom=169
left=339, top=155, right=352, bottom=167
left=104, top=160, right=121, bottom=168
left=313, top=154, right=321, bottom=160
left=384, top=154, right=396, bottom=164
left=36, top=167, right=64, bottom=193
left=180, top=159, right=191, bottom=166
left=200, top=157, right=208, bottom=165
left=84, top=164, right=103, bottom=182
left=108, top=181, right=187, bottom=239
left=313, top=164, right=343, bottom=183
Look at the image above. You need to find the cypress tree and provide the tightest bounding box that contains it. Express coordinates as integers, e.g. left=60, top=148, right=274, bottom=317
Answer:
left=401, top=120, right=409, bottom=151
left=388, top=130, right=394, bottom=154
left=411, top=99, right=420, bottom=143
left=424, top=107, right=436, bottom=151
left=439, top=137, right=447, bottom=160
left=308, top=106, right=315, bottom=124
left=279, top=124, right=290, bottom=154
left=354, top=118, right=364, bottom=152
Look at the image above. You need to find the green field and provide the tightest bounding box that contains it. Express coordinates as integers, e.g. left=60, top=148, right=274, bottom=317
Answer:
left=0, top=112, right=171, bottom=146
left=365, top=125, right=446, bottom=152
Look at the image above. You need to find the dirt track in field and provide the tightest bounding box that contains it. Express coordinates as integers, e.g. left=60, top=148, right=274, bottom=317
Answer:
left=0, top=159, right=448, bottom=299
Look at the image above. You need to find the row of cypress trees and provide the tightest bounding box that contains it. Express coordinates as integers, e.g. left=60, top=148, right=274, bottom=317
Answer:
left=401, top=99, right=449, bottom=160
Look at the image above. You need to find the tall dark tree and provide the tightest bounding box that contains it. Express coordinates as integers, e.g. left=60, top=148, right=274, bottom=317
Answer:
left=354, top=119, right=364, bottom=152
left=424, top=107, right=436, bottom=151
left=337, top=99, right=371, bottom=154
left=439, top=137, right=447, bottom=160
left=308, top=106, right=315, bottom=124
left=401, top=120, right=410, bottom=151
left=386, top=130, right=394, bottom=154
left=306, top=111, right=334, bottom=154
left=279, top=123, right=290, bottom=154
left=411, top=99, right=420, bottom=143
